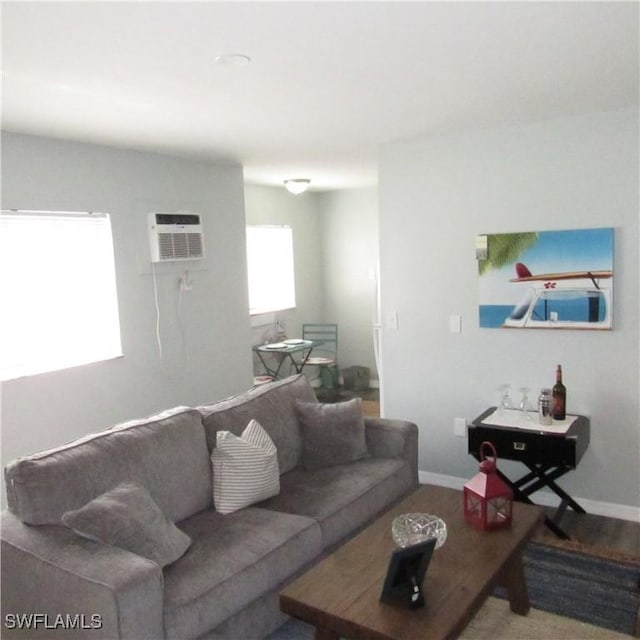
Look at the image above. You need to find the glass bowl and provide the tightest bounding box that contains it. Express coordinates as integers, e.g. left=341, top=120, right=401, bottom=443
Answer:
left=391, top=513, right=447, bottom=549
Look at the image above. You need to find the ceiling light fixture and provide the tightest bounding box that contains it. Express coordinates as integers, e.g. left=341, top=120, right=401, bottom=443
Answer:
left=214, top=53, right=251, bottom=67
left=284, top=179, right=311, bottom=195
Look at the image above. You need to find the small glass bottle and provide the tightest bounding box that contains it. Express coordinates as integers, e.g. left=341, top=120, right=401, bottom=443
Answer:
left=538, top=389, right=552, bottom=426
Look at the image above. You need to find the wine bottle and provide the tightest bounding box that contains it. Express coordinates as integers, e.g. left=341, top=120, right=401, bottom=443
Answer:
left=552, top=364, right=566, bottom=420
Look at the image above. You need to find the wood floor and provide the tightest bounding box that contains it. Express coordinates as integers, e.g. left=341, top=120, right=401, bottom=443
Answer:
left=536, top=508, right=640, bottom=558
left=348, top=389, right=640, bottom=559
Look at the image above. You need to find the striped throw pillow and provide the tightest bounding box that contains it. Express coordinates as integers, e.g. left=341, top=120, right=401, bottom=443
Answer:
left=212, top=419, right=280, bottom=514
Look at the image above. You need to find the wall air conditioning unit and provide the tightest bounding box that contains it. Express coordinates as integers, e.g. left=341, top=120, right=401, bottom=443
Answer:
left=148, top=212, right=204, bottom=262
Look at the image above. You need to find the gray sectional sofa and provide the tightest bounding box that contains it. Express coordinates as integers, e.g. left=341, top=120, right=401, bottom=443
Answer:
left=1, top=374, right=418, bottom=639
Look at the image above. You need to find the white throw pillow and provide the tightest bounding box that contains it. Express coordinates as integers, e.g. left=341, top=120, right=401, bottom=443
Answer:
left=212, top=419, right=280, bottom=514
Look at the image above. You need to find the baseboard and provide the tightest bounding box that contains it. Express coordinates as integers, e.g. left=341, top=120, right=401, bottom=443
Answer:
left=418, top=470, right=640, bottom=523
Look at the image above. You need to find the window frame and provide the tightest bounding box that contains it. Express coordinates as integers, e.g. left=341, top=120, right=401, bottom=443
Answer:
left=245, top=224, right=296, bottom=316
left=0, top=209, right=123, bottom=380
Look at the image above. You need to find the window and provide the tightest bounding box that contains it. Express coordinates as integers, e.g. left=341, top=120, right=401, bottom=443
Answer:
left=0, top=210, right=123, bottom=380
left=531, top=289, right=607, bottom=323
left=246, top=225, right=296, bottom=315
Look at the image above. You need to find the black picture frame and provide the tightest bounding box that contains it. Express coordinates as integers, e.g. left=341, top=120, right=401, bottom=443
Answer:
left=379, top=537, right=437, bottom=609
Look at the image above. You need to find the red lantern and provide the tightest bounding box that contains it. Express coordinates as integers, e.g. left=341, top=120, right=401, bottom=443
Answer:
left=464, top=441, right=513, bottom=531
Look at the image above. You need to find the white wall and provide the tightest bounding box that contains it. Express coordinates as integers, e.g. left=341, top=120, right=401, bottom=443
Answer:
left=318, top=188, right=379, bottom=380
left=1, top=133, right=253, bottom=501
left=378, top=109, right=639, bottom=509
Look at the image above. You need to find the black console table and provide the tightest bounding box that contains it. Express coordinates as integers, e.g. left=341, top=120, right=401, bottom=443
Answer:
left=468, top=407, right=590, bottom=539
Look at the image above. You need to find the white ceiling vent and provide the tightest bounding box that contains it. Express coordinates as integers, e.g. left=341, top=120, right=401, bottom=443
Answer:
left=148, top=212, right=204, bottom=262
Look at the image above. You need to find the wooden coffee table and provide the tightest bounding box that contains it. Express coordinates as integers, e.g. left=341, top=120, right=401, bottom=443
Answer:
left=280, top=484, right=544, bottom=640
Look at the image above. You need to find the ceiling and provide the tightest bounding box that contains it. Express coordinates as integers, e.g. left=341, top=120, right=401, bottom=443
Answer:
left=2, top=1, right=638, bottom=191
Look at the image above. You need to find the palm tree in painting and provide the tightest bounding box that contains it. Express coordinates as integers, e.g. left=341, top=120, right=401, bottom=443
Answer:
left=478, top=232, right=538, bottom=275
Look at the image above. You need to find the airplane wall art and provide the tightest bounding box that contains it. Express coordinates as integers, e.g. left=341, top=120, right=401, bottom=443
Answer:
left=477, top=228, right=614, bottom=330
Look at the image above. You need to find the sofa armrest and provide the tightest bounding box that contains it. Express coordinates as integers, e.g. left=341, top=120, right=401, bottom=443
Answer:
left=364, top=418, right=419, bottom=487
left=1, top=511, right=164, bottom=639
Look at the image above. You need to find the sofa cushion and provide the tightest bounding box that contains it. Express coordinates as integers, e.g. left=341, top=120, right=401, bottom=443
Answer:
left=5, top=407, right=212, bottom=525
left=163, top=507, right=322, bottom=640
left=295, top=398, right=369, bottom=470
left=62, top=481, right=191, bottom=568
left=212, top=419, right=280, bottom=514
left=199, top=374, right=317, bottom=474
left=259, top=457, right=414, bottom=548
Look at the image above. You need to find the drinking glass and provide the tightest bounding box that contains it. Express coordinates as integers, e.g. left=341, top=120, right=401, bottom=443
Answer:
left=497, top=384, right=513, bottom=414
left=518, top=387, right=533, bottom=421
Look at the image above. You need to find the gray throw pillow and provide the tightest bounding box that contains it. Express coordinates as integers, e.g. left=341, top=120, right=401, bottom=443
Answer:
left=295, top=398, right=369, bottom=470
left=62, top=481, right=191, bottom=567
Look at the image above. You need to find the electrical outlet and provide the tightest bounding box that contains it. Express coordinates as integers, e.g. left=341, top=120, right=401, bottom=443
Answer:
left=385, top=311, right=399, bottom=330
left=454, top=417, right=467, bottom=438
left=179, top=272, right=193, bottom=291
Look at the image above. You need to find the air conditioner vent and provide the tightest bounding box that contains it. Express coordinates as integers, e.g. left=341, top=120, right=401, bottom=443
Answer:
left=149, top=213, right=204, bottom=262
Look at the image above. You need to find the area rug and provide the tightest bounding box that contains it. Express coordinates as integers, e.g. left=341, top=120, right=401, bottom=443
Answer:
left=267, top=597, right=633, bottom=640
left=267, top=540, right=640, bottom=640
left=493, top=540, right=640, bottom=636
